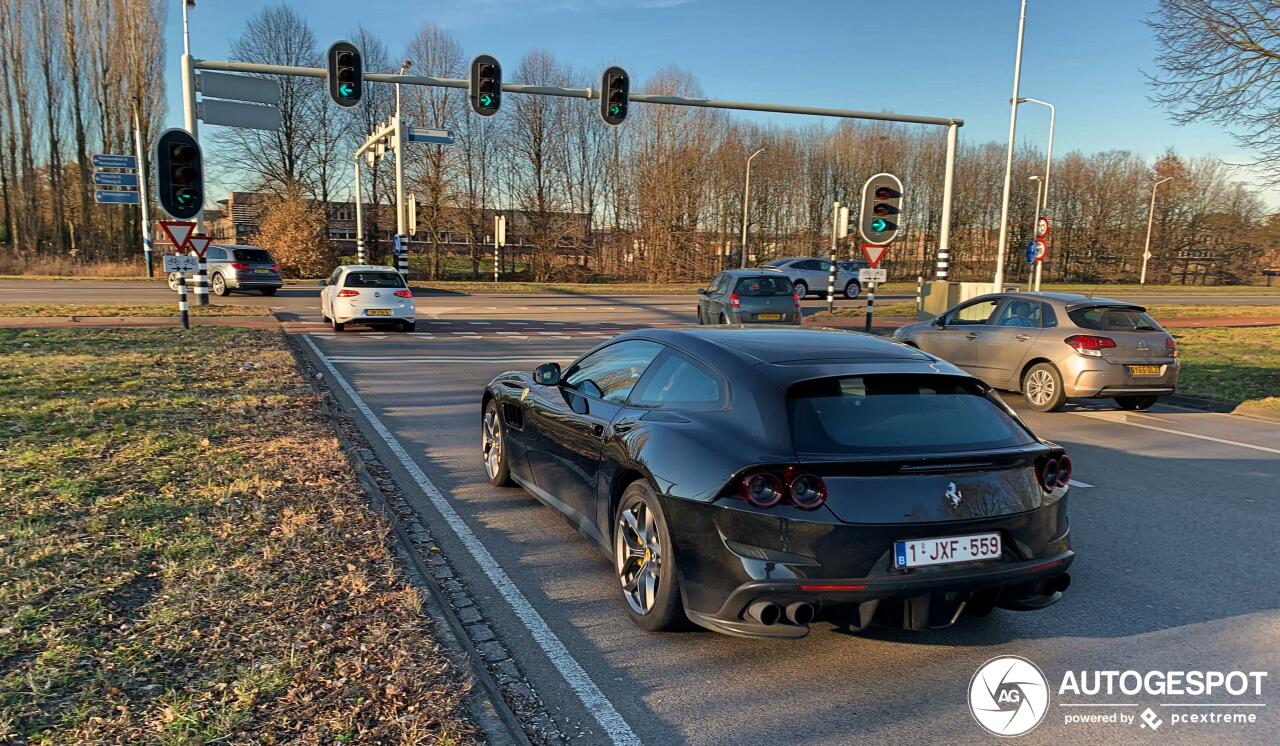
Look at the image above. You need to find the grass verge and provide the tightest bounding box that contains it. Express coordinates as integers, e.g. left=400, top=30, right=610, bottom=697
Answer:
left=1142, top=305, right=1280, bottom=320
left=1172, top=326, right=1279, bottom=407
left=0, top=328, right=474, bottom=744
left=0, top=304, right=271, bottom=318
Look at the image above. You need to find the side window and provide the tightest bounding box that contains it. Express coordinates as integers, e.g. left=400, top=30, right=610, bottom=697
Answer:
left=563, top=341, right=664, bottom=403
left=994, top=300, right=1042, bottom=328
left=1042, top=303, right=1058, bottom=328
left=792, top=259, right=819, bottom=271
left=708, top=273, right=725, bottom=294
left=330, top=268, right=343, bottom=286
left=948, top=299, right=1001, bottom=325
left=206, top=247, right=226, bottom=261
left=629, top=352, right=725, bottom=409
left=816, top=260, right=832, bottom=272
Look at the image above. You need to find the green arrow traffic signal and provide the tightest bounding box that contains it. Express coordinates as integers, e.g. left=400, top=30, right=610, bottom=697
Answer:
left=871, top=218, right=888, bottom=233
left=480, top=93, right=493, bottom=107
left=338, top=82, right=354, bottom=97
left=610, top=104, right=621, bottom=116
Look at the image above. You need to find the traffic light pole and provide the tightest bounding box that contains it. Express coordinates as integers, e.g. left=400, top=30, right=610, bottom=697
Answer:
left=354, top=158, right=365, bottom=264
left=394, top=68, right=409, bottom=279
left=180, top=0, right=208, bottom=305
left=133, top=110, right=154, bottom=279
left=936, top=123, right=958, bottom=281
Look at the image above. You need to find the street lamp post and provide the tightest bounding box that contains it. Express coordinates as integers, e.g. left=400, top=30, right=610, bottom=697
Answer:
left=394, top=60, right=412, bottom=277
left=740, top=148, right=765, bottom=268
left=1016, top=96, right=1054, bottom=291
left=993, top=0, right=1029, bottom=290
left=1140, top=177, right=1174, bottom=285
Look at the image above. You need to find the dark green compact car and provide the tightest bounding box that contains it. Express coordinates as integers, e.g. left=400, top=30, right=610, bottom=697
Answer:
left=697, top=269, right=800, bottom=325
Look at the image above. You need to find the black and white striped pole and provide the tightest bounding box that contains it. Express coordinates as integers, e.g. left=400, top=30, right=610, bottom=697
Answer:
left=178, top=273, right=190, bottom=329
left=864, top=279, right=876, bottom=332
left=826, top=202, right=845, bottom=314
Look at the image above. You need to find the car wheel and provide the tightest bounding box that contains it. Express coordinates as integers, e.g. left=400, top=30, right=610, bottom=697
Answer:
left=482, top=399, right=513, bottom=487
left=1022, top=363, right=1066, bottom=412
left=1115, top=395, right=1159, bottom=411
left=331, top=317, right=345, bottom=332
left=696, top=307, right=705, bottom=325
left=793, top=281, right=808, bottom=298
left=399, top=320, right=416, bottom=332
left=260, top=288, right=277, bottom=296
left=719, top=313, right=730, bottom=325
left=843, top=280, right=862, bottom=300
left=211, top=273, right=229, bottom=296
left=614, top=480, right=684, bottom=632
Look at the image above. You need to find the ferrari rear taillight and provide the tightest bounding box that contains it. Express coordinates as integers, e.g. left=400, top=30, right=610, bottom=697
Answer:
left=1064, top=334, right=1116, bottom=357
left=337, top=289, right=359, bottom=297
left=738, top=468, right=827, bottom=510
left=1035, top=454, right=1072, bottom=492
left=729, top=293, right=741, bottom=309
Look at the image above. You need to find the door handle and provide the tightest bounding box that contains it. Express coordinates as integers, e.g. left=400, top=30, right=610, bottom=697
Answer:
left=1016, top=334, right=1031, bottom=341
left=591, top=423, right=605, bottom=437
left=965, top=332, right=979, bottom=340
left=612, top=421, right=638, bottom=434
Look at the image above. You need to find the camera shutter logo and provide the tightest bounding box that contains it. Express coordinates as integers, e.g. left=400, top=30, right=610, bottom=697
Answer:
left=969, top=656, right=1050, bottom=737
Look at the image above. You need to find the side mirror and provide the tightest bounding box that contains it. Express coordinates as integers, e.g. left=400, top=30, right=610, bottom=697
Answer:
left=697, top=288, right=707, bottom=295
left=533, top=362, right=562, bottom=386
left=317, top=280, right=327, bottom=287
left=932, top=316, right=946, bottom=328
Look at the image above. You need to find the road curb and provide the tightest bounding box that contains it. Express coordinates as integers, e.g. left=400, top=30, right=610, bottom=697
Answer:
left=285, top=333, right=550, bottom=746
left=1167, top=393, right=1237, bottom=413
left=1231, top=402, right=1280, bottom=422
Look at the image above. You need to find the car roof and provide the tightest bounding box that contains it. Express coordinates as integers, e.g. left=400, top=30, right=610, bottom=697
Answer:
left=720, top=268, right=786, bottom=276
left=212, top=244, right=270, bottom=252
left=640, top=326, right=935, bottom=365
left=341, top=265, right=400, bottom=273
left=971, top=292, right=1144, bottom=310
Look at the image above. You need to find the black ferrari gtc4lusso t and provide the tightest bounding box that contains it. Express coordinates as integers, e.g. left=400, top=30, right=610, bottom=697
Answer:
left=481, top=327, right=1074, bottom=639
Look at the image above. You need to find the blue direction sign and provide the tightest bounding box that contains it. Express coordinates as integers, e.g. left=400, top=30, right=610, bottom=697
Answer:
left=406, top=127, right=454, bottom=145
left=95, top=190, right=140, bottom=205
left=92, top=154, right=137, bottom=169
left=94, top=172, right=139, bottom=188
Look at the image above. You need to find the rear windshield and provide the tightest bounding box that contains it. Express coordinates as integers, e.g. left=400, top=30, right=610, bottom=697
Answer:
left=1068, top=306, right=1160, bottom=332
left=734, top=276, right=793, bottom=296
left=787, top=375, right=1034, bottom=456
left=344, top=271, right=407, bottom=288
left=232, top=248, right=273, bottom=263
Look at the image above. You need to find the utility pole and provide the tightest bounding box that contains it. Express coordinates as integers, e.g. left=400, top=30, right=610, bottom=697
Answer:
left=179, top=0, right=208, bottom=305
left=354, top=159, right=364, bottom=264
left=993, top=0, right=1028, bottom=291
left=133, top=110, right=153, bottom=278
left=740, top=148, right=764, bottom=268
left=1017, top=97, right=1055, bottom=291
left=1141, top=177, right=1174, bottom=285
left=394, top=60, right=411, bottom=278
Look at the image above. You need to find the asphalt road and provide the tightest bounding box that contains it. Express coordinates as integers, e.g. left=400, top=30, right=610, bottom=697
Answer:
left=289, top=298, right=1280, bottom=745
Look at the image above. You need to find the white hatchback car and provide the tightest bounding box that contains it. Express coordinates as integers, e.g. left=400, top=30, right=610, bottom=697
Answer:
left=319, top=265, right=416, bottom=332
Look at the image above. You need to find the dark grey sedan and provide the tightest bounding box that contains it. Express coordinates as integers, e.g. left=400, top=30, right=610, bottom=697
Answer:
left=697, top=270, right=800, bottom=325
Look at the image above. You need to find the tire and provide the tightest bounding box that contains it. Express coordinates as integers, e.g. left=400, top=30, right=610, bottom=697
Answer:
left=719, top=314, right=730, bottom=325
left=331, top=317, right=345, bottom=332
left=614, top=480, right=684, bottom=632
left=696, top=307, right=705, bottom=325
left=843, top=280, right=862, bottom=300
left=1115, top=395, right=1159, bottom=411
left=260, top=287, right=277, bottom=296
left=1022, top=363, right=1067, bottom=412
left=482, top=399, right=513, bottom=487
left=399, top=320, right=416, bottom=332
left=793, top=281, right=808, bottom=298
left=211, top=273, right=230, bottom=296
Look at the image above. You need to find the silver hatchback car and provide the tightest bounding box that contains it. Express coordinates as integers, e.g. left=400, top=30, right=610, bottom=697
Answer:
left=893, top=292, right=1179, bottom=411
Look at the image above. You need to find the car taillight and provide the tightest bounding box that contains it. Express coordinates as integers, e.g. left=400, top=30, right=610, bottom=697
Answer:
left=1064, top=334, right=1116, bottom=357
left=394, top=289, right=412, bottom=298
left=729, top=293, right=741, bottom=308
left=740, top=473, right=783, bottom=508
left=793, top=292, right=801, bottom=306
left=1166, top=336, right=1178, bottom=357
left=738, top=469, right=828, bottom=510
left=787, top=473, right=827, bottom=510
left=337, top=289, right=359, bottom=297
left=1035, top=454, right=1071, bottom=492
left=230, top=262, right=250, bottom=270
left=270, top=264, right=280, bottom=271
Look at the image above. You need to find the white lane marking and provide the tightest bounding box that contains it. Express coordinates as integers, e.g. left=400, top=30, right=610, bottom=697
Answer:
left=1072, top=412, right=1280, bottom=455
left=468, top=321, right=491, bottom=325
left=1068, top=479, right=1094, bottom=488
left=512, top=306, right=528, bottom=311
left=304, top=338, right=638, bottom=744
left=451, top=331, right=480, bottom=336
left=428, top=321, right=449, bottom=325
left=496, top=331, right=522, bottom=336
left=536, top=331, right=564, bottom=335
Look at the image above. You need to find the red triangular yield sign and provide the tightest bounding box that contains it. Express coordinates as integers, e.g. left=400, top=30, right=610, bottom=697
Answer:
left=159, top=220, right=195, bottom=250
left=187, top=233, right=212, bottom=258
left=861, top=243, right=889, bottom=269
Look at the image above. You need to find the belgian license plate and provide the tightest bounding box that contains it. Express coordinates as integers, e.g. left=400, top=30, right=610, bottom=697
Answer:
left=894, top=533, right=1001, bottom=569
left=1128, top=365, right=1161, bottom=376
left=254, top=268, right=269, bottom=274
left=366, top=309, right=392, bottom=316
left=756, top=313, right=783, bottom=321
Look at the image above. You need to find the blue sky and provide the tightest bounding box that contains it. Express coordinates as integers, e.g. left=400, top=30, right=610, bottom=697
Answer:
left=164, top=0, right=1277, bottom=206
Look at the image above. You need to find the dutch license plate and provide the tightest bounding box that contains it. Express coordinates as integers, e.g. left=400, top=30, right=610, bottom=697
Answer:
left=254, top=268, right=269, bottom=274
left=756, top=313, right=783, bottom=321
left=1128, top=365, right=1161, bottom=376
left=366, top=309, right=392, bottom=316
left=894, top=533, right=1001, bottom=569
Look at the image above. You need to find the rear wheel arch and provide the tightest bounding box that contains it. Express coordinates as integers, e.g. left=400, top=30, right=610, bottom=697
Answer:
left=1019, top=357, right=1054, bottom=392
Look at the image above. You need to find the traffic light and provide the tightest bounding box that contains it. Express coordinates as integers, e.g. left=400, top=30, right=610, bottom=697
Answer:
left=859, top=172, right=903, bottom=245
left=154, top=128, right=203, bottom=220
left=600, top=66, right=629, bottom=125
left=470, top=55, right=501, bottom=116
left=327, top=41, right=363, bottom=107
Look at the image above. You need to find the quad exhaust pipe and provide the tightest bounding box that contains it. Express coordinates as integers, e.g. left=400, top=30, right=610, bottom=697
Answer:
left=746, top=600, right=816, bottom=627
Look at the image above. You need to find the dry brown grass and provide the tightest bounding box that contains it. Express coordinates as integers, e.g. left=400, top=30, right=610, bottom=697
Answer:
left=0, top=254, right=148, bottom=278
